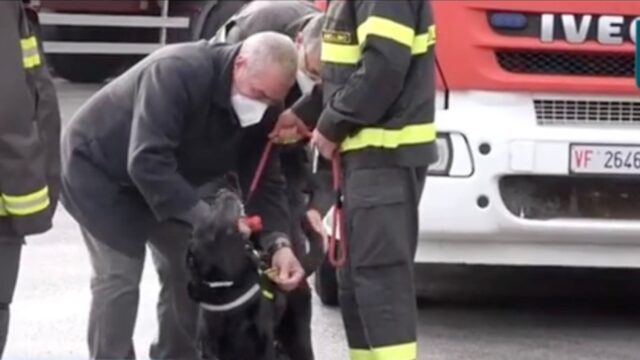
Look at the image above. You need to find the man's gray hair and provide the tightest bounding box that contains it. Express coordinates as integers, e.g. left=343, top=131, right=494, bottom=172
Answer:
left=300, top=14, right=325, bottom=58
left=240, top=31, right=298, bottom=79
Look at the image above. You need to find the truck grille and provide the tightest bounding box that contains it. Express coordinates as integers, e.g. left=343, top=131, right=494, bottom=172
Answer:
left=534, top=100, right=640, bottom=126
left=496, top=51, right=635, bottom=78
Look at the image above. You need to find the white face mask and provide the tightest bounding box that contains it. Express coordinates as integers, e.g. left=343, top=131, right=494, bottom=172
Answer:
left=296, top=70, right=316, bottom=94
left=231, top=93, right=269, bottom=128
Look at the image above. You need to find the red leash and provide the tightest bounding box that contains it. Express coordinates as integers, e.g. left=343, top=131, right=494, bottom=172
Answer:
left=247, top=133, right=347, bottom=268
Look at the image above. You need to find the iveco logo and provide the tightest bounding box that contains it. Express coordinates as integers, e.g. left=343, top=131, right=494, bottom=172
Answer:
left=541, top=14, right=639, bottom=45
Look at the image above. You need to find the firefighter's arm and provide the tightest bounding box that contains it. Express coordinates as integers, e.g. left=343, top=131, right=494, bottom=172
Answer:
left=316, top=0, right=417, bottom=143
left=128, top=58, right=200, bottom=221
left=290, top=83, right=324, bottom=129
left=0, top=3, right=50, bottom=220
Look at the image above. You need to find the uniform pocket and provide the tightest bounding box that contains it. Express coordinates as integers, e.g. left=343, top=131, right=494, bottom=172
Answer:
left=345, top=168, right=406, bottom=209
left=343, top=168, right=413, bottom=268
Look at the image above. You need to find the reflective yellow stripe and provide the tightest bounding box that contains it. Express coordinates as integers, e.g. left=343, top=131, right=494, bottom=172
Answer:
left=20, top=36, right=41, bottom=69
left=2, top=187, right=50, bottom=216
left=321, top=42, right=361, bottom=64
left=412, top=25, right=436, bottom=55
left=0, top=199, right=8, bottom=217
left=357, top=16, right=415, bottom=48
left=340, top=123, right=436, bottom=153
left=20, top=36, right=37, bottom=50
left=322, top=25, right=436, bottom=64
left=23, top=54, right=41, bottom=69
left=261, top=290, right=274, bottom=300
left=350, top=342, right=417, bottom=360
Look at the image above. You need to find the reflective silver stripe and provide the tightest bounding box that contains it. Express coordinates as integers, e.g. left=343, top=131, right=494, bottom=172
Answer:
left=204, top=281, right=234, bottom=289
left=199, top=284, right=260, bottom=312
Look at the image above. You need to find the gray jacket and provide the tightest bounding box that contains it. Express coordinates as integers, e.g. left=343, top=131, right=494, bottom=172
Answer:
left=61, top=42, right=290, bottom=257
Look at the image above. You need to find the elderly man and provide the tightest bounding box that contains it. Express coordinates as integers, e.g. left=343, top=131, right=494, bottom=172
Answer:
left=216, top=0, right=327, bottom=254
left=212, top=3, right=328, bottom=359
left=60, top=32, right=303, bottom=360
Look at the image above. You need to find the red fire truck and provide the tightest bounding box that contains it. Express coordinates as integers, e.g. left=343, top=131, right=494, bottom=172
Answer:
left=314, top=0, right=640, bottom=305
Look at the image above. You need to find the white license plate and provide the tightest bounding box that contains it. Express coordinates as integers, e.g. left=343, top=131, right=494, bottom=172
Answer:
left=570, top=144, right=640, bottom=175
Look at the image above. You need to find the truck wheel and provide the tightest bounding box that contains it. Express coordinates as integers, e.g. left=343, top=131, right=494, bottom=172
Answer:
left=314, top=257, right=339, bottom=306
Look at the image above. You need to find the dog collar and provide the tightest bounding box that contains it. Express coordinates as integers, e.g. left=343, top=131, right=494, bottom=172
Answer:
left=199, top=284, right=261, bottom=312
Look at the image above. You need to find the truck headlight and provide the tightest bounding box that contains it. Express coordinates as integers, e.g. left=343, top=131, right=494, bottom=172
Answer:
left=428, top=134, right=453, bottom=175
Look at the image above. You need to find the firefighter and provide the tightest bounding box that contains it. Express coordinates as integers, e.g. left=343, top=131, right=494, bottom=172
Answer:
left=0, top=1, right=62, bottom=358
left=60, top=32, right=304, bottom=360
left=278, top=1, right=439, bottom=359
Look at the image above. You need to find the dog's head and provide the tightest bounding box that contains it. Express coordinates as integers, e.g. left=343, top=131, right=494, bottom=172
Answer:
left=186, top=183, right=264, bottom=305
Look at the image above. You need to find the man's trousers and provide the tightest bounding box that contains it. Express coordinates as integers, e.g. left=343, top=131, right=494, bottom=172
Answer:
left=338, top=166, right=427, bottom=360
left=81, top=221, right=199, bottom=360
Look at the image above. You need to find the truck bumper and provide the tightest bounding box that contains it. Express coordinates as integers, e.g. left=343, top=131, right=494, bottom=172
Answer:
left=417, top=90, right=640, bottom=268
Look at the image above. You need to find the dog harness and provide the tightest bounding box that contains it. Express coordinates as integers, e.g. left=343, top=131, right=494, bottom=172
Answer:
left=198, top=283, right=262, bottom=313
left=187, top=239, right=276, bottom=313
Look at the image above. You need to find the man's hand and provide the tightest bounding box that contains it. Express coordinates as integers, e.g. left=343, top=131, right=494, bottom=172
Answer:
left=306, top=208, right=329, bottom=253
left=269, top=109, right=310, bottom=144
left=271, top=246, right=304, bottom=291
left=311, top=129, right=337, bottom=160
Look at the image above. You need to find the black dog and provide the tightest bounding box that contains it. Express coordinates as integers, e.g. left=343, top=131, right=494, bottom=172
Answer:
left=185, top=179, right=324, bottom=360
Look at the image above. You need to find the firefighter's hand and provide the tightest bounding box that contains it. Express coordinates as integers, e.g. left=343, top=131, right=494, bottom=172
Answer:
left=311, top=129, right=337, bottom=160
left=306, top=208, right=329, bottom=253
left=271, top=247, right=304, bottom=291
left=269, top=109, right=309, bottom=144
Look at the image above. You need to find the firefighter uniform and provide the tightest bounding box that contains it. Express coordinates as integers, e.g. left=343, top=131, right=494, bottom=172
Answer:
left=0, top=1, right=61, bottom=357
left=317, top=1, right=437, bottom=359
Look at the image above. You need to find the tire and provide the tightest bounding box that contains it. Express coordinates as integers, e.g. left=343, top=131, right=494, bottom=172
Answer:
left=314, top=257, right=339, bottom=307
